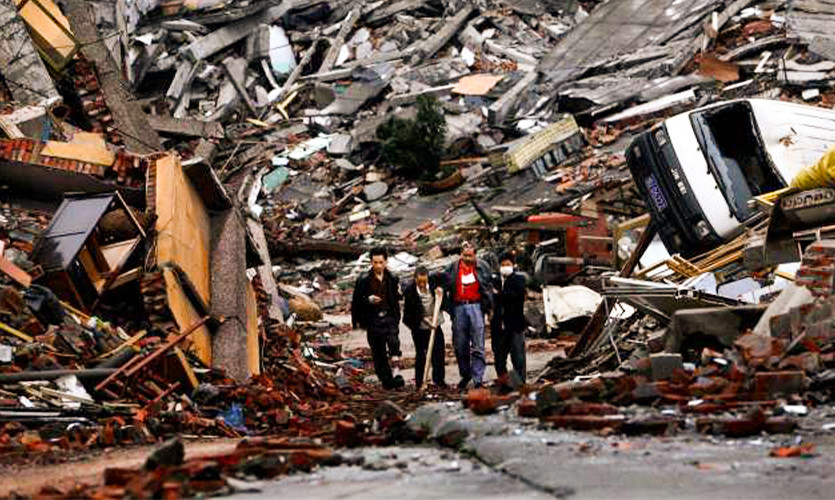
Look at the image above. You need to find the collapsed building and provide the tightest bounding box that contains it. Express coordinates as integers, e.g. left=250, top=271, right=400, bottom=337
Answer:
left=3, top=0, right=835, bottom=497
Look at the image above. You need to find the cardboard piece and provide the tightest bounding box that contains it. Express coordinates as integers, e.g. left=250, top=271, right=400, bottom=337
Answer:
left=42, top=132, right=116, bottom=166
left=452, top=74, right=504, bottom=96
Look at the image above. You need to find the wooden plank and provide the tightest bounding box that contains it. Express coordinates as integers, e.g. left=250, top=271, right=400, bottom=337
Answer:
left=0, top=0, right=61, bottom=104
left=95, top=329, right=146, bottom=360
left=318, top=6, right=359, bottom=73
left=0, top=320, right=34, bottom=342
left=154, top=154, right=211, bottom=304
left=109, top=267, right=141, bottom=290
left=125, top=316, right=210, bottom=378
left=173, top=347, right=199, bottom=390
left=0, top=254, right=32, bottom=287
left=276, top=38, right=319, bottom=103
left=42, top=133, right=115, bottom=166
left=163, top=268, right=213, bottom=366
left=40, top=387, right=95, bottom=405
left=245, top=280, right=260, bottom=377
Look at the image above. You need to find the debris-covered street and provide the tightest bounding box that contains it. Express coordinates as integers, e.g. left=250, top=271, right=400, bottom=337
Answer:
left=4, top=0, right=835, bottom=498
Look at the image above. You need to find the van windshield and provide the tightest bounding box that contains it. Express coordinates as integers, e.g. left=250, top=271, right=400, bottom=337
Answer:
left=690, top=102, right=784, bottom=221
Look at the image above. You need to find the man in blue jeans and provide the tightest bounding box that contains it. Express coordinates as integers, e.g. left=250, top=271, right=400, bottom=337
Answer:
left=442, top=241, right=493, bottom=391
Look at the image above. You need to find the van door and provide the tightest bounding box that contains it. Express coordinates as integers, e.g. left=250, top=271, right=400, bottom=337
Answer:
left=689, top=101, right=784, bottom=222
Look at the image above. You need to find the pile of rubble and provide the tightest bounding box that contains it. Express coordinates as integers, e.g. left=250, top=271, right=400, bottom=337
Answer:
left=5, top=0, right=835, bottom=495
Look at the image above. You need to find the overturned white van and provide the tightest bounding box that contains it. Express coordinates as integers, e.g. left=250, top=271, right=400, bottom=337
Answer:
left=627, top=98, right=835, bottom=257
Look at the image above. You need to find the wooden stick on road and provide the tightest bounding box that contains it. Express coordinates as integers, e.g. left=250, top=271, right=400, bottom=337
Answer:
left=421, top=288, right=444, bottom=389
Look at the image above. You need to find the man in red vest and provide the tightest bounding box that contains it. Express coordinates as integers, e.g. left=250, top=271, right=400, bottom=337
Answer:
left=441, top=241, right=493, bottom=390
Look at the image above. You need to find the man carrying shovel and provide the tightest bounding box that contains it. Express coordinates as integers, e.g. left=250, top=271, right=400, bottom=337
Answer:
left=402, top=266, right=446, bottom=390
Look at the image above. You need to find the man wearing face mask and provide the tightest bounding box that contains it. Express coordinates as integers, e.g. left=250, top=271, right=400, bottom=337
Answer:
left=351, top=247, right=405, bottom=390
left=442, top=241, right=492, bottom=390
left=491, top=251, right=527, bottom=383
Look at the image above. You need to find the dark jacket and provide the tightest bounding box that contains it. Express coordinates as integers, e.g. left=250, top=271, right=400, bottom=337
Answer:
left=351, top=269, right=401, bottom=329
left=442, top=259, right=493, bottom=314
left=402, top=273, right=446, bottom=331
left=491, top=272, right=527, bottom=334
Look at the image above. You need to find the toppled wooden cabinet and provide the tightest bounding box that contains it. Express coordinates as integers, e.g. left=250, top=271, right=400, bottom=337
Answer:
left=32, top=192, right=145, bottom=311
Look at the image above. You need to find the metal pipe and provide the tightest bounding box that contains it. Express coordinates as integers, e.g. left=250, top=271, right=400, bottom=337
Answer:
left=0, top=369, right=117, bottom=383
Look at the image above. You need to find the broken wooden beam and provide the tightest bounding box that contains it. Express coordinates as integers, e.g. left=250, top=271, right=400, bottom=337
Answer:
left=673, top=0, right=761, bottom=75
left=389, top=84, right=455, bottom=106
left=223, top=57, right=257, bottom=115
left=410, top=6, right=476, bottom=65
left=166, top=59, right=198, bottom=104
left=246, top=218, right=285, bottom=323
left=0, top=254, right=32, bottom=288
left=718, top=35, right=800, bottom=62
left=277, top=38, right=320, bottom=102
left=0, top=320, right=34, bottom=343
left=125, top=316, right=211, bottom=378
left=318, top=6, right=360, bottom=72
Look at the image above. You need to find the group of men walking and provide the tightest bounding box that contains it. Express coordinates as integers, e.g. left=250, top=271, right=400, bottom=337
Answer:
left=351, top=242, right=527, bottom=391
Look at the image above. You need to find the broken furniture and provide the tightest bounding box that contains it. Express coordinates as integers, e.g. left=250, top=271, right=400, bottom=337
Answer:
left=31, top=191, right=145, bottom=312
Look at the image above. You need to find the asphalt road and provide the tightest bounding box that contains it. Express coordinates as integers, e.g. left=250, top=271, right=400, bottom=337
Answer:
left=230, top=402, right=835, bottom=500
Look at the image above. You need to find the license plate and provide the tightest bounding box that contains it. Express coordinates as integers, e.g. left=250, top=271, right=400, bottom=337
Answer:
left=645, top=175, right=668, bottom=211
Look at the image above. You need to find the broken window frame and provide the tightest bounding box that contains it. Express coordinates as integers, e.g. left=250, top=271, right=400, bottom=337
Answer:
left=690, top=102, right=784, bottom=222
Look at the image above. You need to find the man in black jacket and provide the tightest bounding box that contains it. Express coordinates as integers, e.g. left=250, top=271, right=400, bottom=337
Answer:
left=351, top=247, right=404, bottom=390
left=403, top=266, right=446, bottom=389
left=491, top=251, right=527, bottom=382
left=442, top=241, right=493, bottom=390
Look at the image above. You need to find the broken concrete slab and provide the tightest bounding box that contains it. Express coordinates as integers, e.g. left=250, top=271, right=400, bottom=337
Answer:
left=363, top=181, right=388, bottom=201
left=327, top=134, right=353, bottom=155
left=160, top=19, right=209, bottom=34
left=181, top=2, right=297, bottom=62
left=540, top=0, right=712, bottom=86
left=146, top=115, right=225, bottom=139
left=488, top=71, right=537, bottom=126
left=754, top=283, right=815, bottom=337
left=222, top=56, right=257, bottom=114
left=650, top=353, right=683, bottom=381
left=211, top=209, right=249, bottom=382
left=318, top=64, right=393, bottom=116
left=664, top=305, right=768, bottom=353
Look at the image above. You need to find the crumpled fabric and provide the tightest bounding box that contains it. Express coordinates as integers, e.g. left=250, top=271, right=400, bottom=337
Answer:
left=791, top=146, right=835, bottom=189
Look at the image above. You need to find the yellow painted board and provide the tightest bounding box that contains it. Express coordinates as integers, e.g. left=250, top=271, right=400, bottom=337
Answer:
left=173, top=346, right=199, bottom=391
left=42, top=133, right=115, bottom=166
left=14, top=0, right=76, bottom=64
left=154, top=154, right=211, bottom=305
left=163, top=267, right=212, bottom=365
left=245, top=280, right=261, bottom=377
